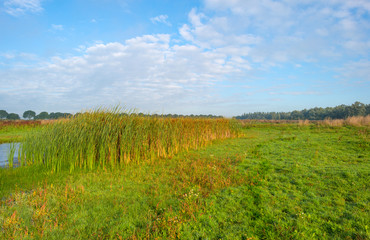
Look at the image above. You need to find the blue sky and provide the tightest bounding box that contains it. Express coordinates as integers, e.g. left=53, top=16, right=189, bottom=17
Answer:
left=1, top=0, right=369, bottom=117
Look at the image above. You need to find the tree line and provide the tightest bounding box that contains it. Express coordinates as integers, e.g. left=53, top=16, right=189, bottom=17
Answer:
left=2, top=102, right=368, bottom=121
left=0, top=110, right=72, bottom=120
left=235, top=101, right=370, bottom=120
left=0, top=110, right=223, bottom=120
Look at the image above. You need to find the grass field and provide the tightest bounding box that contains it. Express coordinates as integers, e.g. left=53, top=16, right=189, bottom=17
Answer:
left=0, top=120, right=369, bottom=239
left=0, top=121, right=42, bottom=144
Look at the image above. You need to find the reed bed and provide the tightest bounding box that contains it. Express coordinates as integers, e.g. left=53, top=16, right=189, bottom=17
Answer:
left=19, top=108, right=241, bottom=172
left=239, top=115, right=370, bottom=127
left=321, top=115, right=370, bottom=127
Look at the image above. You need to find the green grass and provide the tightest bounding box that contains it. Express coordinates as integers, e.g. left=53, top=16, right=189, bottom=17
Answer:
left=0, top=123, right=369, bottom=239
left=182, top=125, right=369, bottom=239
left=0, top=124, right=40, bottom=144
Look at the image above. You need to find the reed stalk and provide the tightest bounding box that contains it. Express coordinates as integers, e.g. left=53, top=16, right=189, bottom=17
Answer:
left=7, top=143, right=16, bottom=168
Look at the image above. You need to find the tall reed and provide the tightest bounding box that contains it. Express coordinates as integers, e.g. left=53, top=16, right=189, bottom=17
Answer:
left=321, top=115, right=370, bottom=127
left=19, top=108, right=241, bottom=172
left=7, top=143, right=16, bottom=168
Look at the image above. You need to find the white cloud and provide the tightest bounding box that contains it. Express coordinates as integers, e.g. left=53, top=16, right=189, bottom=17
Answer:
left=200, top=0, right=370, bottom=64
left=338, top=60, right=370, bottom=83
left=3, top=0, right=43, bottom=16
left=180, top=8, right=261, bottom=51
left=51, top=24, right=64, bottom=31
left=281, top=91, right=321, bottom=96
left=150, top=14, right=171, bottom=26
left=0, top=34, right=247, bottom=114
left=1, top=53, right=16, bottom=59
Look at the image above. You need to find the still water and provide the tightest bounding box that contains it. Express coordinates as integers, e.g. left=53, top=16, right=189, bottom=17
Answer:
left=0, top=143, right=20, bottom=167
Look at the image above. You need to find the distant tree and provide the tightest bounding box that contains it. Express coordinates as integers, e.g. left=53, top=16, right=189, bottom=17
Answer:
left=0, top=110, right=8, bottom=119
left=74, top=113, right=80, bottom=117
left=6, top=113, right=20, bottom=120
left=350, top=101, right=366, bottom=116
left=291, top=110, right=303, bottom=120
left=35, top=111, right=49, bottom=120
left=50, top=112, right=61, bottom=119
left=234, top=102, right=369, bottom=120
left=366, top=104, right=370, bottom=115
left=49, top=112, right=56, bottom=119
left=50, top=112, right=72, bottom=119
left=64, top=113, right=73, bottom=118
left=23, top=110, right=36, bottom=120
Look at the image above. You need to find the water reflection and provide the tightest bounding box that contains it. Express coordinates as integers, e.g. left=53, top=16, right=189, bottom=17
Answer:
left=0, top=143, right=20, bottom=168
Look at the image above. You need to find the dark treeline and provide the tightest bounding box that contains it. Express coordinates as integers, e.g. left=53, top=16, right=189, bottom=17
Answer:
left=4, top=102, right=368, bottom=121
left=0, top=109, right=223, bottom=120
left=235, top=102, right=370, bottom=120
left=0, top=110, right=72, bottom=120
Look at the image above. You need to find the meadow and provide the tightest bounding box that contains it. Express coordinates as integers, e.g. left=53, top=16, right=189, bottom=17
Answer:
left=0, top=112, right=369, bottom=239
left=0, top=120, right=42, bottom=144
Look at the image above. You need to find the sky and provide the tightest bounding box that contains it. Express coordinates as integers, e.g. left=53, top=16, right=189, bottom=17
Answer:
left=0, top=0, right=369, bottom=117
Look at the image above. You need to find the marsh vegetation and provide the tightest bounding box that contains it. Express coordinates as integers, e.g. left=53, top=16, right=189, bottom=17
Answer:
left=19, top=108, right=240, bottom=172
left=0, top=110, right=368, bottom=239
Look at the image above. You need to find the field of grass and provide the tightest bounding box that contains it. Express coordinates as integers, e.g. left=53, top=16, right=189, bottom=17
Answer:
left=0, top=121, right=42, bottom=144
left=0, top=117, right=369, bottom=239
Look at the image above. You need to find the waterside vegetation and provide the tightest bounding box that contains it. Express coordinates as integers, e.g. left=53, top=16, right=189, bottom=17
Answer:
left=0, top=109, right=368, bottom=239
left=0, top=121, right=42, bottom=144
left=19, top=108, right=241, bottom=173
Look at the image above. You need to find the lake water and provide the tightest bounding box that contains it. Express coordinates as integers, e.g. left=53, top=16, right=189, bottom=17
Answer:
left=0, top=143, right=20, bottom=168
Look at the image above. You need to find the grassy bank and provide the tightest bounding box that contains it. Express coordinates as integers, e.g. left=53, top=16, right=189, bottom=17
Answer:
left=0, top=122, right=369, bottom=239
left=0, top=120, right=44, bottom=144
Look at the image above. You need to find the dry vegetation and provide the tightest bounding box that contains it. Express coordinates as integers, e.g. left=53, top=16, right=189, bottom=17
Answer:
left=0, top=120, right=41, bottom=129
left=239, top=115, right=370, bottom=127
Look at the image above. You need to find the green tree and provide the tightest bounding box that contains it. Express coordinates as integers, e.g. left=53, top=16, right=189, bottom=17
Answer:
left=49, top=112, right=72, bottom=119
left=350, top=101, right=366, bottom=116
left=291, top=110, right=303, bottom=120
left=23, top=110, right=36, bottom=120
left=35, top=111, right=49, bottom=120
left=366, top=104, right=370, bottom=115
left=6, top=113, right=20, bottom=120
left=0, top=110, right=8, bottom=119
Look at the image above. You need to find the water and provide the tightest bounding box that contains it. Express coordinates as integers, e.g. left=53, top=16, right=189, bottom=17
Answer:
left=0, top=143, right=20, bottom=168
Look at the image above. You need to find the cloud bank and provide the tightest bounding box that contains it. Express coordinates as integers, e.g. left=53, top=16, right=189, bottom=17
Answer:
left=0, top=34, right=247, bottom=114
left=1, top=0, right=369, bottom=115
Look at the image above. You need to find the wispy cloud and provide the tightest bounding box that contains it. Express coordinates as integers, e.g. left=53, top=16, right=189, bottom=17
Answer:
left=201, top=0, right=370, bottom=64
left=337, top=60, right=370, bottom=83
left=3, top=0, right=43, bottom=16
left=51, top=24, right=64, bottom=31
left=150, top=14, right=171, bottom=26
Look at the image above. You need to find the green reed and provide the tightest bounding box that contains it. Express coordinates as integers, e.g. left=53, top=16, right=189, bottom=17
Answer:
left=6, top=143, right=17, bottom=168
left=19, top=108, right=241, bottom=172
